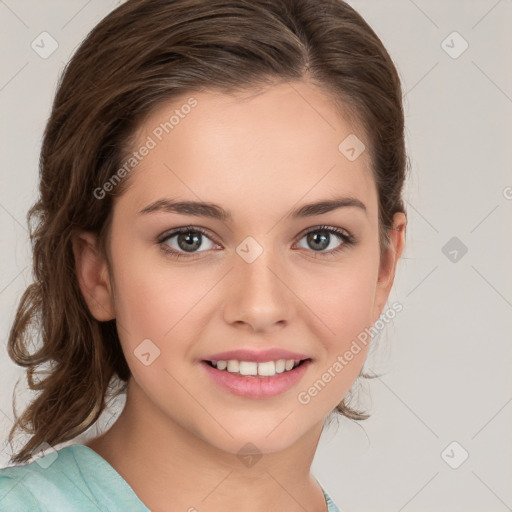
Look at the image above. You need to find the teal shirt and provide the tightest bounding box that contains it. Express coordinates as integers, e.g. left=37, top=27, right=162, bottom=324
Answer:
left=1, top=444, right=341, bottom=511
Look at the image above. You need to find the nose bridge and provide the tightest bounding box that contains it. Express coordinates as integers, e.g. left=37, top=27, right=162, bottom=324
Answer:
left=223, top=238, right=292, bottom=330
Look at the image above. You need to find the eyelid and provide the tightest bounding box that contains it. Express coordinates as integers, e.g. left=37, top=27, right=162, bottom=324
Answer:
left=296, top=224, right=353, bottom=241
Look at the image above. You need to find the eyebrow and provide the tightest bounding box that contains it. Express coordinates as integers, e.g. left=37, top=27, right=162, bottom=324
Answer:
left=138, top=196, right=367, bottom=220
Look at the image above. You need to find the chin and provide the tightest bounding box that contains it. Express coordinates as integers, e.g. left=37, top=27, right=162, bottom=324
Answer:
left=191, top=413, right=317, bottom=458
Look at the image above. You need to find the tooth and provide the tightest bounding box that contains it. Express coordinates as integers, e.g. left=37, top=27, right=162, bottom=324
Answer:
left=258, top=361, right=276, bottom=376
left=239, top=361, right=258, bottom=376
left=227, top=360, right=239, bottom=373
left=275, top=359, right=286, bottom=373
left=213, top=358, right=304, bottom=375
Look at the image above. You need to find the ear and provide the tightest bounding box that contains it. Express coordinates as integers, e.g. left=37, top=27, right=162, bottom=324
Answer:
left=72, top=231, right=115, bottom=321
left=371, top=212, right=407, bottom=323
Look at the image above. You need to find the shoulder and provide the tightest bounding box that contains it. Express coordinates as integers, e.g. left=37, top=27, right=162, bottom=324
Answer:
left=1, top=444, right=150, bottom=512
left=0, top=444, right=100, bottom=512
left=0, top=468, right=40, bottom=511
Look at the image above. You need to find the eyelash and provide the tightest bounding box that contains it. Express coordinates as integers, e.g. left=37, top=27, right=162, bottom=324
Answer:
left=156, top=224, right=357, bottom=261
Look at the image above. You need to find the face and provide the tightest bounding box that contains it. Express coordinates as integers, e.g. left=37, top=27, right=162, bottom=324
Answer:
left=76, top=80, right=405, bottom=456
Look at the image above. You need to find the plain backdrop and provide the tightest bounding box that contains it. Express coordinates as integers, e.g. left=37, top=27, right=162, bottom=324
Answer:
left=1, top=1, right=511, bottom=511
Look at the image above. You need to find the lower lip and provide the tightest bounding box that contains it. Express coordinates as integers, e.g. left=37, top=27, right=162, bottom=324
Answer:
left=200, top=360, right=311, bottom=399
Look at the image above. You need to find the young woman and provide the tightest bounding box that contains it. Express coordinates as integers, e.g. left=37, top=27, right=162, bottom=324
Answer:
left=0, top=0, right=407, bottom=510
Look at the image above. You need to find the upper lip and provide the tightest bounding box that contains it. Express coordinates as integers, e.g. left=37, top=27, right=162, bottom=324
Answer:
left=202, top=348, right=311, bottom=363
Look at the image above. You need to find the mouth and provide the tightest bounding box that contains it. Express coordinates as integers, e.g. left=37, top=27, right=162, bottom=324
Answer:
left=202, top=358, right=311, bottom=377
left=200, top=358, right=313, bottom=399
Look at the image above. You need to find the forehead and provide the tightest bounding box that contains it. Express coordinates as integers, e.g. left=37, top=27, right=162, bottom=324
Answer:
left=117, top=81, right=378, bottom=224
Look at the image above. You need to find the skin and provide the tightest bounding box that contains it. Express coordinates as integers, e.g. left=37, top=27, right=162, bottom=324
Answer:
left=73, top=80, right=406, bottom=512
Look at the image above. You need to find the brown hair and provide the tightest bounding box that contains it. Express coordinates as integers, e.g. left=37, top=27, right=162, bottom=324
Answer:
left=7, top=0, right=407, bottom=464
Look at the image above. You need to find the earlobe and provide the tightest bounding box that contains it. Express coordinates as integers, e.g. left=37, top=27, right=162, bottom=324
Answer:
left=372, top=213, right=407, bottom=323
left=72, top=231, right=115, bottom=321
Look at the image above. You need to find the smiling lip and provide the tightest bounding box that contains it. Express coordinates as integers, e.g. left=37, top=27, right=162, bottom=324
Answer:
left=200, top=359, right=312, bottom=399
left=201, top=348, right=311, bottom=363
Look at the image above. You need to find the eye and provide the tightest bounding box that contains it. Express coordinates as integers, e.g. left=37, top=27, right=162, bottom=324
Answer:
left=295, top=225, right=355, bottom=255
left=158, top=226, right=220, bottom=259
left=156, top=224, right=356, bottom=261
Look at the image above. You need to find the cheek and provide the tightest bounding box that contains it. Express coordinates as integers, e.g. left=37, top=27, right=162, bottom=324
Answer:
left=109, top=242, right=221, bottom=361
left=294, top=252, right=379, bottom=404
left=294, top=267, right=378, bottom=416
left=299, top=253, right=380, bottom=343
left=112, top=262, right=205, bottom=336
left=112, top=236, right=380, bottom=350
left=108, top=253, right=213, bottom=394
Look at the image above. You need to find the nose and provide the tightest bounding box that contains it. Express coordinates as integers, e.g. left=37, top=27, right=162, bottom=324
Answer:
left=222, top=247, right=293, bottom=333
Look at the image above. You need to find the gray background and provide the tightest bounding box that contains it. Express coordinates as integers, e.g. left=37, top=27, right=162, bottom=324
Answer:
left=1, top=1, right=511, bottom=511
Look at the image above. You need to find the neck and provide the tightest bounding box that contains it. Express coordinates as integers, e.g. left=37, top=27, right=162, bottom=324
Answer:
left=86, top=378, right=329, bottom=512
